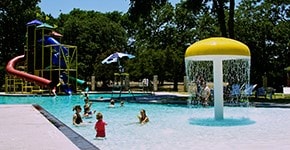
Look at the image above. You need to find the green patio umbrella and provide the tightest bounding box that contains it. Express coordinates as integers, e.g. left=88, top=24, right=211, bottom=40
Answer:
left=36, top=23, right=54, bottom=29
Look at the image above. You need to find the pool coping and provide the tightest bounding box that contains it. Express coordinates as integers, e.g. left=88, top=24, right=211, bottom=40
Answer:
left=33, top=104, right=100, bottom=150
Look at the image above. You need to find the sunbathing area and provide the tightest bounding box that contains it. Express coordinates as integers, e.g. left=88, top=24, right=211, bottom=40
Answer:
left=0, top=105, right=81, bottom=150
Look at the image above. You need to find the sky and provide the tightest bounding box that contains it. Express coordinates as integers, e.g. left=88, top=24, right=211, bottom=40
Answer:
left=38, top=0, right=181, bottom=18
left=38, top=0, right=242, bottom=18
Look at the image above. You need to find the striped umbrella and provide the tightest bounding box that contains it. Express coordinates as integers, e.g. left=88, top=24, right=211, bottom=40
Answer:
left=102, top=52, right=135, bottom=64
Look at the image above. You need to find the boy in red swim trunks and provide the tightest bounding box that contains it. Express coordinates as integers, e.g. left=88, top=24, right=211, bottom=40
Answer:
left=95, top=112, right=107, bottom=138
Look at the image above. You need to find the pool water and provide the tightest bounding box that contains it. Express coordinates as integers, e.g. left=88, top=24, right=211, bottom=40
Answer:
left=1, top=95, right=290, bottom=150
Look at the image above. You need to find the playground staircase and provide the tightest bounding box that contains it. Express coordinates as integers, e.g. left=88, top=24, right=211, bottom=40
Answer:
left=5, top=75, right=47, bottom=94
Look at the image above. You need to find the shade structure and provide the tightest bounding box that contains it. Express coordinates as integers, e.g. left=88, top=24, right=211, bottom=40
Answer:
left=184, top=37, right=251, bottom=120
left=185, top=37, right=250, bottom=60
left=36, top=23, right=54, bottom=29
left=26, top=20, right=43, bottom=26
left=102, top=52, right=135, bottom=64
left=51, top=31, right=63, bottom=37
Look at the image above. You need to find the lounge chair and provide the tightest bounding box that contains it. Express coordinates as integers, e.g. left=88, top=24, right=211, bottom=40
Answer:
left=241, top=84, right=257, bottom=101
left=255, top=87, right=267, bottom=99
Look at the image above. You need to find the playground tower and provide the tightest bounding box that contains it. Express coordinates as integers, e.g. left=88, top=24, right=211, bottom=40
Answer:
left=5, top=19, right=81, bottom=94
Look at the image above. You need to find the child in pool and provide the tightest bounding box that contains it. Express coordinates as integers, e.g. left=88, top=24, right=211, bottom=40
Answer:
left=138, top=109, right=149, bottom=124
left=83, top=97, right=94, bottom=117
left=120, top=101, right=124, bottom=107
left=72, top=105, right=83, bottom=126
left=108, top=99, right=115, bottom=108
left=95, top=112, right=107, bottom=138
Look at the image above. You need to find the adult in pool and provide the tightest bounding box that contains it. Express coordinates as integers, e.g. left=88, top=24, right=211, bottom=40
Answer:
left=199, top=81, right=211, bottom=106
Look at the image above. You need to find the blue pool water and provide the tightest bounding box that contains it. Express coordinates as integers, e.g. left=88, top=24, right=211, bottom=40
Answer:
left=1, top=94, right=290, bottom=150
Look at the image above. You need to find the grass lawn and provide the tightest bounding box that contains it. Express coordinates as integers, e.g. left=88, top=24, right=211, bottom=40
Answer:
left=249, top=93, right=290, bottom=103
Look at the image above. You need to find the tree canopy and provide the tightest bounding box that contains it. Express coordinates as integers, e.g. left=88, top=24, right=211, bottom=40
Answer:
left=0, top=0, right=41, bottom=87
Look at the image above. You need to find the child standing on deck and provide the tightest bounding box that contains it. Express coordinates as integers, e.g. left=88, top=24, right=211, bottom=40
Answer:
left=95, top=112, right=107, bottom=139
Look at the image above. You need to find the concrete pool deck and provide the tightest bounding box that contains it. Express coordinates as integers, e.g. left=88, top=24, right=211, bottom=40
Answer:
left=0, top=105, right=98, bottom=150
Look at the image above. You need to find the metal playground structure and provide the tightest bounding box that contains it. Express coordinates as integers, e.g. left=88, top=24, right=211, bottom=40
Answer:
left=5, top=19, right=83, bottom=94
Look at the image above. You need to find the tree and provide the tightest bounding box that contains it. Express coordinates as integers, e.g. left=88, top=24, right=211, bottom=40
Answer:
left=183, top=0, right=236, bottom=38
left=0, top=0, right=40, bottom=88
left=126, top=2, right=174, bottom=82
left=127, top=2, right=203, bottom=91
left=228, top=0, right=235, bottom=38
left=128, top=0, right=168, bottom=21
left=235, top=0, right=290, bottom=90
left=57, top=9, right=127, bottom=86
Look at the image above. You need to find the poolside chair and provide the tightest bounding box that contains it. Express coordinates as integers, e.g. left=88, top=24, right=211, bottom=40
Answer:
left=241, top=84, right=257, bottom=101
left=255, top=87, right=267, bottom=99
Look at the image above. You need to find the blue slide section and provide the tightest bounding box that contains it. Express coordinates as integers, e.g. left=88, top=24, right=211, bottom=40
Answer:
left=41, top=36, right=72, bottom=94
left=59, top=72, right=72, bottom=95
left=41, top=36, right=85, bottom=95
left=43, top=36, right=68, bottom=67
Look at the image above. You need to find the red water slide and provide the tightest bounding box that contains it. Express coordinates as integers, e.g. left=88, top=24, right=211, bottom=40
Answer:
left=6, top=55, right=52, bottom=87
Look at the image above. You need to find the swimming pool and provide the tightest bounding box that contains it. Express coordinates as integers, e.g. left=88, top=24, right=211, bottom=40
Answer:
left=1, top=94, right=290, bottom=149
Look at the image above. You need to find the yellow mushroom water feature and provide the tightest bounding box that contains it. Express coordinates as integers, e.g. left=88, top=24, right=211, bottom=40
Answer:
left=185, top=37, right=251, bottom=120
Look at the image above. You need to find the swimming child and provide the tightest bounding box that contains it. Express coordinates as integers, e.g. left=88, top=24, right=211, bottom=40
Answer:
left=108, top=99, right=115, bottom=108
left=83, top=97, right=94, bottom=117
left=120, top=100, right=124, bottom=107
left=72, top=105, right=83, bottom=126
left=95, top=112, right=107, bottom=139
left=138, top=109, right=149, bottom=124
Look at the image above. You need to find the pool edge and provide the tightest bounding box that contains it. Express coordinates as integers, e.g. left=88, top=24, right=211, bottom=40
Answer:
left=33, top=104, right=100, bottom=150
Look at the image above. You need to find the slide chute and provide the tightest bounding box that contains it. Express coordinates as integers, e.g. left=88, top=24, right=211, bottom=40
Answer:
left=6, top=55, right=52, bottom=88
